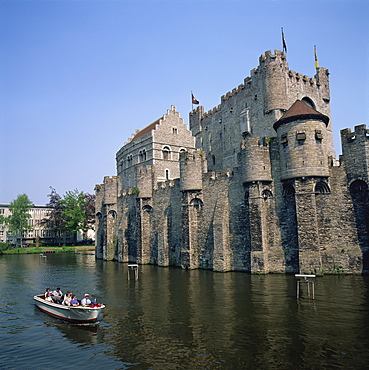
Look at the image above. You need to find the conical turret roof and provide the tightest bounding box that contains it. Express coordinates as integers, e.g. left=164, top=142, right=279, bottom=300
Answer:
left=273, top=100, right=329, bottom=131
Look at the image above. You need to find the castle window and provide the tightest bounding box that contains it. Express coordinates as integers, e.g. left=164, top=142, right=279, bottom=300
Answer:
left=302, top=97, right=316, bottom=109
left=281, top=133, right=288, bottom=146
left=190, top=198, right=203, bottom=211
left=139, top=149, right=146, bottom=162
left=142, top=205, right=153, bottom=213
left=127, top=154, right=133, bottom=166
left=212, top=155, right=215, bottom=165
left=296, top=132, right=306, bottom=142
left=179, top=148, right=187, bottom=155
left=262, top=189, right=273, bottom=200
left=172, top=127, right=178, bottom=134
left=283, top=182, right=295, bottom=196
left=165, top=169, right=169, bottom=180
left=315, top=130, right=323, bottom=141
left=315, top=181, right=331, bottom=194
left=350, top=180, right=368, bottom=199
left=162, top=146, right=171, bottom=160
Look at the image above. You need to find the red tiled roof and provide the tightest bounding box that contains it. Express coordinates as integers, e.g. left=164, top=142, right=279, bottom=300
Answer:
left=132, top=118, right=161, bottom=140
left=273, top=100, right=329, bottom=131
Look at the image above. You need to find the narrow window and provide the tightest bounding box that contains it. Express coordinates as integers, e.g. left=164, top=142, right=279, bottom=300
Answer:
left=162, top=146, right=171, bottom=160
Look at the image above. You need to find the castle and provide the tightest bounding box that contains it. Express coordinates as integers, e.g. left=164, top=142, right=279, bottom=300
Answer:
left=95, top=49, right=369, bottom=274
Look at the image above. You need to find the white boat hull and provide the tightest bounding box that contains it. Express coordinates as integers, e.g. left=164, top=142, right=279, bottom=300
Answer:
left=34, top=295, right=105, bottom=323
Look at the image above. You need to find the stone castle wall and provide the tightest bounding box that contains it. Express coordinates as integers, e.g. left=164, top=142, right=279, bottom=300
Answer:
left=95, top=50, right=368, bottom=275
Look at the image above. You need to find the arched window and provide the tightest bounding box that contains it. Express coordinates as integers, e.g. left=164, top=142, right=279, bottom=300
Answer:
left=283, top=182, right=295, bottom=196
left=301, top=97, right=316, bottom=110
left=315, top=181, right=330, bottom=194
left=139, top=148, right=147, bottom=162
left=350, top=180, right=368, bottom=199
left=162, top=146, right=171, bottom=160
left=142, top=205, right=153, bottom=213
left=262, top=189, right=273, bottom=200
left=190, top=198, right=203, bottom=211
left=179, top=147, right=187, bottom=154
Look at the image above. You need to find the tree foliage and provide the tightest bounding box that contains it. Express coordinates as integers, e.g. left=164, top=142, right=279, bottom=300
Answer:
left=40, top=187, right=65, bottom=237
left=41, top=187, right=95, bottom=242
left=7, top=194, right=33, bottom=245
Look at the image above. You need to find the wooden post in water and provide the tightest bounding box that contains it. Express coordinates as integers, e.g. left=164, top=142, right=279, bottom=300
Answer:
left=128, top=264, right=139, bottom=280
left=295, top=274, right=315, bottom=299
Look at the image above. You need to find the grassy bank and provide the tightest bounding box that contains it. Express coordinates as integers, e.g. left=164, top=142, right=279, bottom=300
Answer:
left=1, top=245, right=95, bottom=255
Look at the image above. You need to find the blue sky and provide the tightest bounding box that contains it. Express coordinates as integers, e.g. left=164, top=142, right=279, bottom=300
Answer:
left=1, top=0, right=368, bottom=205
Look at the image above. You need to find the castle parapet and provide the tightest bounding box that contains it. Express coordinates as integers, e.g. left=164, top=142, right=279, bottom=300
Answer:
left=241, top=136, right=272, bottom=183
left=101, top=176, right=120, bottom=205
left=180, top=150, right=206, bottom=191
left=341, top=124, right=369, bottom=183
left=135, top=165, right=153, bottom=198
left=189, top=106, right=204, bottom=136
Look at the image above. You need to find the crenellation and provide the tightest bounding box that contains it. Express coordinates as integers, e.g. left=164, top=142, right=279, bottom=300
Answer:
left=96, top=47, right=368, bottom=275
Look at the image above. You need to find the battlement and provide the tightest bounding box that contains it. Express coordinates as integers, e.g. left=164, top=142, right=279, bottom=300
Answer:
left=341, top=124, right=369, bottom=143
left=197, top=50, right=289, bottom=116
left=259, top=49, right=287, bottom=63
left=288, top=70, right=319, bottom=86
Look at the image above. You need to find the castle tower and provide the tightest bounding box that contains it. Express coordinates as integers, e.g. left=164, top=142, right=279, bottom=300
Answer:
left=189, top=50, right=335, bottom=174
left=260, top=50, right=289, bottom=117
left=94, top=176, right=120, bottom=261
left=274, top=100, right=330, bottom=180
left=341, top=124, right=369, bottom=184
left=179, top=150, right=206, bottom=269
left=274, top=101, right=330, bottom=273
left=241, top=136, right=272, bottom=183
left=341, top=124, right=369, bottom=272
left=180, top=150, right=206, bottom=191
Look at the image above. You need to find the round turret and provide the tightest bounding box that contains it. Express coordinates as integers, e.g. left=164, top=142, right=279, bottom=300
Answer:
left=274, top=100, right=330, bottom=180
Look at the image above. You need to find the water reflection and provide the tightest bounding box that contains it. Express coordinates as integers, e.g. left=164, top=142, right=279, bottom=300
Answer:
left=1, top=254, right=369, bottom=369
left=44, top=321, right=102, bottom=346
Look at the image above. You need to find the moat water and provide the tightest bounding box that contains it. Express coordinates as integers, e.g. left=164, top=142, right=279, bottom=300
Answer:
left=1, top=252, right=369, bottom=369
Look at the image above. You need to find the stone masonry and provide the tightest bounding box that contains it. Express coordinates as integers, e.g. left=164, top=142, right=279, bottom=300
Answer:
left=95, top=49, right=368, bottom=274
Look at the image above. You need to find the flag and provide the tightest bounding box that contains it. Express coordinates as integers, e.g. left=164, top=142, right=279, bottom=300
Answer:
left=281, top=27, right=287, bottom=53
left=192, top=93, right=199, bottom=105
left=314, top=45, right=319, bottom=69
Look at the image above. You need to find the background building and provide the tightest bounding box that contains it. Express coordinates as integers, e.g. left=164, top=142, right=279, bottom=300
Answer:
left=0, top=204, right=93, bottom=246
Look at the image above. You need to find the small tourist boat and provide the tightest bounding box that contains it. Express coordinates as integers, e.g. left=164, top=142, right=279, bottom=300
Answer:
left=34, top=294, right=105, bottom=323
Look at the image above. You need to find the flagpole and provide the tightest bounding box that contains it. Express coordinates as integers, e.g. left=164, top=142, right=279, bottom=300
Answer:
left=281, top=27, right=287, bottom=53
left=191, top=91, right=193, bottom=111
left=314, top=45, right=319, bottom=70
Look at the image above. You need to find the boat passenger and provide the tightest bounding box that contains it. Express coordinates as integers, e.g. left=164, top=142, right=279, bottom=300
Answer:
left=44, top=288, right=50, bottom=298
left=62, top=291, right=72, bottom=306
left=70, top=295, right=79, bottom=307
left=45, top=292, right=53, bottom=302
left=81, top=293, right=91, bottom=306
left=51, top=287, right=63, bottom=304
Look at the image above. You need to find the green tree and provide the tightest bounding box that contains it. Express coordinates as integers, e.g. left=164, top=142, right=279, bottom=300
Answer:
left=7, top=194, right=33, bottom=246
left=80, top=193, right=96, bottom=239
left=41, top=188, right=95, bottom=245
left=60, top=189, right=95, bottom=243
left=40, top=187, right=66, bottom=245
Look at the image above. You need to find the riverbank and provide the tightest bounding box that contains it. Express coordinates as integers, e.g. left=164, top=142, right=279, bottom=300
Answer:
left=0, top=245, right=95, bottom=255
